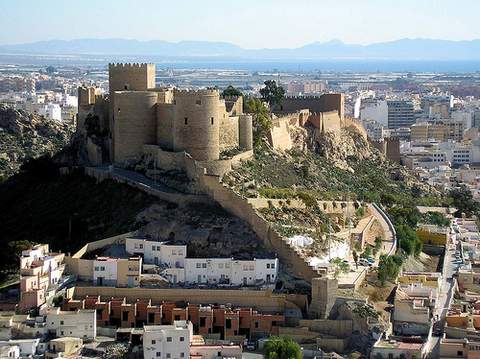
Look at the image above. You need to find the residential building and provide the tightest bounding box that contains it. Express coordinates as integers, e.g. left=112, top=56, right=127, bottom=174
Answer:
left=393, top=288, right=432, bottom=335
left=440, top=337, right=480, bottom=359
left=93, top=256, right=142, bottom=287
left=184, top=258, right=278, bottom=286
left=143, top=321, right=192, bottom=359
left=0, top=343, right=19, bottom=359
left=45, top=308, right=96, bottom=340
left=45, top=337, right=83, bottom=359
left=125, top=237, right=186, bottom=267
left=19, top=244, right=65, bottom=312
left=0, top=339, right=40, bottom=358
left=190, top=344, right=242, bottom=359
left=125, top=237, right=278, bottom=287
left=62, top=297, right=285, bottom=340
left=370, top=338, right=425, bottom=359
left=360, top=98, right=388, bottom=126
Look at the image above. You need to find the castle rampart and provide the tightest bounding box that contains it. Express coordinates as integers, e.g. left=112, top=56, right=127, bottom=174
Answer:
left=167, top=89, right=223, bottom=161
left=113, top=91, right=158, bottom=162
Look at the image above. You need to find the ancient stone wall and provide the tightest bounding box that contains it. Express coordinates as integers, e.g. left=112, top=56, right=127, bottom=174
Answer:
left=198, top=174, right=320, bottom=282
left=108, top=63, right=155, bottom=93
left=238, top=115, right=253, bottom=151
left=113, top=91, right=158, bottom=163
left=219, top=115, right=239, bottom=151
left=268, top=116, right=293, bottom=151
left=163, top=89, right=222, bottom=161
left=273, top=94, right=344, bottom=120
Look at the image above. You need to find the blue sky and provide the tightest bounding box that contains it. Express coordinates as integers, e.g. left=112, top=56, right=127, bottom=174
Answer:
left=1, top=0, right=479, bottom=48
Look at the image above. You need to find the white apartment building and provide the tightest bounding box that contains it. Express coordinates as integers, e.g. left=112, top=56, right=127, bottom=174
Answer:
left=46, top=308, right=96, bottom=340
left=0, top=343, right=19, bottom=359
left=125, top=238, right=278, bottom=287
left=143, top=321, right=192, bottom=359
left=38, top=103, right=62, bottom=121
left=360, top=98, right=388, bottom=126
left=126, top=237, right=186, bottom=268
left=181, top=258, right=278, bottom=286
left=93, top=257, right=118, bottom=286
left=0, top=339, right=40, bottom=358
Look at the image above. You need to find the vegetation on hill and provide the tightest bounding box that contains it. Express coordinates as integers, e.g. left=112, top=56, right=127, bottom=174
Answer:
left=263, top=336, right=302, bottom=359
left=224, top=141, right=444, bottom=206
left=0, top=104, right=73, bottom=181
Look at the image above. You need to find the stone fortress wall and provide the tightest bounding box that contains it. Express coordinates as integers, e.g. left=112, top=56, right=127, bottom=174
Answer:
left=80, top=63, right=253, bottom=164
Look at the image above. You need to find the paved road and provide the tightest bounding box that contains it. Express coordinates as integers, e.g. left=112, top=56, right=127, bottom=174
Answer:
left=428, top=226, right=458, bottom=358
left=96, top=166, right=179, bottom=193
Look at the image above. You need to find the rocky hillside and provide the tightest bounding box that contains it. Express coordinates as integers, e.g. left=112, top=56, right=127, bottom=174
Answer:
left=223, top=126, right=442, bottom=206
left=0, top=104, right=73, bottom=181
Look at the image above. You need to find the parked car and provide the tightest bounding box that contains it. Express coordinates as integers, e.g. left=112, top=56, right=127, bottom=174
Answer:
left=359, top=259, right=373, bottom=267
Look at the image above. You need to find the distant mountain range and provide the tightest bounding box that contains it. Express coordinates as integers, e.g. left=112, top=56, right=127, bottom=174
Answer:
left=1, top=38, right=480, bottom=60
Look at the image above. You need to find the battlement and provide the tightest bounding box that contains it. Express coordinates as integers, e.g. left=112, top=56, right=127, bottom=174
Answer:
left=108, top=63, right=154, bottom=70
left=173, top=88, right=220, bottom=97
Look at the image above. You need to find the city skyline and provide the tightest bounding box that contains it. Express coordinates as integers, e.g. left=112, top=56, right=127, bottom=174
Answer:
left=1, top=0, right=480, bottom=48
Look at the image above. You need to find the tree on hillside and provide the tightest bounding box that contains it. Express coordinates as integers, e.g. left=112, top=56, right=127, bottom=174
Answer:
left=263, top=336, right=302, bottom=359
left=222, top=85, right=242, bottom=97
left=244, top=97, right=272, bottom=148
left=377, top=254, right=403, bottom=286
left=450, top=185, right=479, bottom=217
left=396, top=224, right=422, bottom=256
left=260, top=80, right=285, bottom=107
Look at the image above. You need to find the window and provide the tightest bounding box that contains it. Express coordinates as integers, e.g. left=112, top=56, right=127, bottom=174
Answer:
left=196, top=263, right=201, bottom=269
left=152, top=246, right=156, bottom=251
left=167, top=337, right=172, bottom=342
left=184, top=117, right=188, bottom=125
left=60, top=321, right=64, bottom=325
left=172, top=250, right=177, bottom=255
left=180, top=337, right=185, bottom=342
left=255, top=321, right=259, bottom=328
left=196, top=99, right=201, bottom=105
left=271, top=263, right=275, bottom=269
left=156, top=352, right=161, bottom=357
left=202, top=263, right=207, bottom=268
left=152, top=340, right=156, bottom=345
left=178, top=251, right=183, bottom=256
left=94, top=266, right=99, bottom=271
left=157, top=246, right=161, bottom=251
left=226, top=318, right=232, bottom=329
left=266, top=264, right=270, bottom=269
left=218, top=263, right=224, bottom=269
left=123, top=312, right=129, bottom=321
left=101, top=266, right=105, bottom=271
left=180, top=353, right=185, bottom=358
left=211, top=117, right=214, bottom=125
left=166, top=354, right=171, bottom=359
left=200, top=317, right=206, bottom=327
left=139, top=244, right=143, bottom=249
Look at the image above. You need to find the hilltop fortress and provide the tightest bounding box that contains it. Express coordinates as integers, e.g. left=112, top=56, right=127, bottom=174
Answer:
left=78, top=63, right=252, bottom=165
left=77, top=63, right=357, bottom=173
